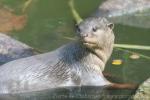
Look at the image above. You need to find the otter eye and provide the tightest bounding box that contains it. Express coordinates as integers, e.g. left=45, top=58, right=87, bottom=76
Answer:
left=76, top=25, right=81, bottom=33
left=92, top=27, right=98, bottom=32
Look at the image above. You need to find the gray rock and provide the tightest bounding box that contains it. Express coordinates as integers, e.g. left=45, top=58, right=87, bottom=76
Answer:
left=133, top=78, right=150, bottom=100
left=0, top=33, right=36, bottom=65
left=93, top=0, right=150, bottom=28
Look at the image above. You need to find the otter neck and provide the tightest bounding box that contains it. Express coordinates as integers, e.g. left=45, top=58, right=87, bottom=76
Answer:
left=71, top=41, right=106, bottom=71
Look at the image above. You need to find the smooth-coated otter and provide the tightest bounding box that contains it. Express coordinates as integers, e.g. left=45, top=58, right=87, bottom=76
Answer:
left=0, top=17, right=115, bottom=93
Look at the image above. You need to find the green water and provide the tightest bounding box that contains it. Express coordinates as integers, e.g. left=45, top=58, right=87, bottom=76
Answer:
left=1, top=0, right=150, bottom=99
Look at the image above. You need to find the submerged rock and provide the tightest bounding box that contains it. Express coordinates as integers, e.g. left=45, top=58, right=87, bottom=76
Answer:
left=93, top=0, right=150, bottom=28
left=133, top=78, right=150, bottom=100
left=0, top=6, right=27, bottom=33
left=0, top=33, right=36, bottom=65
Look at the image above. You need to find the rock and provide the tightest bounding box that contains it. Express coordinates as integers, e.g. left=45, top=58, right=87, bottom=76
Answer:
left=0, top=6, right=27, bottom=33
left=93, top=0, right=150, bottom=28
left=0, top=33, right=36, bottom=65
left=133, top=78, right=150, bottom=100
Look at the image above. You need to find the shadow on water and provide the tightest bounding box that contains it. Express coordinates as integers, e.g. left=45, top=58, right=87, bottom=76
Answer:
left=0, top=86, right=135, bottom=100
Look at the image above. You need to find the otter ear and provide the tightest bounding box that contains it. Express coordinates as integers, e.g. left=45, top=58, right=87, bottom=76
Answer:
left=75, top=24, right=81, bottom=33
left=107, top=23, right=114, bottom=29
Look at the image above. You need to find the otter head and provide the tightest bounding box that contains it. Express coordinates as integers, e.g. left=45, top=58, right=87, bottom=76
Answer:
left=76, top=17, right=115, bottom=64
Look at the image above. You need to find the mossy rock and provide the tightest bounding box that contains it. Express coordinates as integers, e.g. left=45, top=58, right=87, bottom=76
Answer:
left=133, top=78, right=150, bottom=100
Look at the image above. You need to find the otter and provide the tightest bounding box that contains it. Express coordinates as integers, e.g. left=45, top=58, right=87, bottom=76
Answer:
left=0, top=17, right=128, bottom=94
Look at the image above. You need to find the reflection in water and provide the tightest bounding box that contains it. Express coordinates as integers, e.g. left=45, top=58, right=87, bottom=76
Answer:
left=0, top=86, right=134, bottom=100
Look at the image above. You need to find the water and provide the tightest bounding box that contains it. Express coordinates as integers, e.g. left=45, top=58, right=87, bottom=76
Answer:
left=0, top=0, right=150, bottom=99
